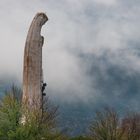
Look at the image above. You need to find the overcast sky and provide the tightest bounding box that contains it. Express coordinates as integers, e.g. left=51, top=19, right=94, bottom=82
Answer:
left=0, top=0, right=140, bottom=110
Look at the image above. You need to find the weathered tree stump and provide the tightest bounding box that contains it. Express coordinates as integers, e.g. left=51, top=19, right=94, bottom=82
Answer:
left=22, top=13, right=48, bottom=110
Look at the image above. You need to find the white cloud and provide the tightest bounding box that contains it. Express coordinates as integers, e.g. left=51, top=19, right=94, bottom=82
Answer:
left=93, top=0, right=118, bottom=6
left=0, top=0, right=140, bottom=103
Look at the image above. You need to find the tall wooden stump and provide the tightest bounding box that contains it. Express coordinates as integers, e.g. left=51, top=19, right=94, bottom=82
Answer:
left=22, top=13, right=48, bottom=111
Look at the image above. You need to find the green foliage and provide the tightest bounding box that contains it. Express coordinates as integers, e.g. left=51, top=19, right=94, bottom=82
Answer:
left=69, top=136, right=91, bottom=140
left=0, top=86, right=62, bottom=140
left=0, top=87, right=21, bottom=140
left=0, top=86, right=140, bottom=140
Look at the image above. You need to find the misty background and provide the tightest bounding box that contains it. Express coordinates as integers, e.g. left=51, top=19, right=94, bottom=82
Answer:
left=0, top=0, right=140, bottom=135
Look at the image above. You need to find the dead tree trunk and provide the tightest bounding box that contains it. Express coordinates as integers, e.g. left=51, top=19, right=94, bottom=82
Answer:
left=22, top=13, right=48, bottom=111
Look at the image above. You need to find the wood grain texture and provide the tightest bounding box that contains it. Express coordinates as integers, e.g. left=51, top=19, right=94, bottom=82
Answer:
left=22, top=13, right=48, bottom=109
